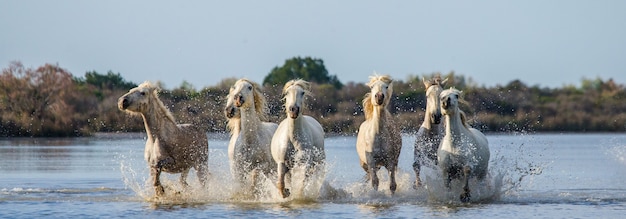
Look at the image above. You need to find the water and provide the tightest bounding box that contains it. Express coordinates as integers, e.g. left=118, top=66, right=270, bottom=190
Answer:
left=1, top=133, right=625, bottom=218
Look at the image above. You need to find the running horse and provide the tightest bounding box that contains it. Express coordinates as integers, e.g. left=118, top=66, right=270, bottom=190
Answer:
left=118, top=81, right=209, bottom=196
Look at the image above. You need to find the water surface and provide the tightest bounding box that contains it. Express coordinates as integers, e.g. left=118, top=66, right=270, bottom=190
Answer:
left=1, top=133, right=625, bottom=218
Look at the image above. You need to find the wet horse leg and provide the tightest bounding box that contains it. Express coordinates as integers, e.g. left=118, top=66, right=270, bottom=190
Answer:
left=180, top=169, right=189, bottom=188
left=389, top=165, right=397, bottom=194
left=369, top=165, right=379, bottom=191
left=151, top=166, right=165, bottom=196
left=460, top=165, right=471, bottom=202
left=277, top=162, right=291, bottom=198
left=195, top=162, right=209, bottom=187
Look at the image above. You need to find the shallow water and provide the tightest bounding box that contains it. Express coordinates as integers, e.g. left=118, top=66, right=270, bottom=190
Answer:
left=1, top=133, right=625, bottom=218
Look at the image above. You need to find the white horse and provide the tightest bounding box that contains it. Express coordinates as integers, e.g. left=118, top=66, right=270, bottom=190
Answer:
left=227, top=79, right=278, bottom=193
left=413, top=76, right=448, bottom=188
left=271, top=79, right=325, bottom=198
left=118, top=82, right=209, bottom=196
left=438, top=88, right=490, bottom=202
left=356, top=75, right=402, bottom=194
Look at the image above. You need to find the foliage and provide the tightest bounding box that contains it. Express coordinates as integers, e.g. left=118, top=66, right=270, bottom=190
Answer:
left=263, top=56, right=343, bottom=89
left=1, top=61, right=625, bottom=137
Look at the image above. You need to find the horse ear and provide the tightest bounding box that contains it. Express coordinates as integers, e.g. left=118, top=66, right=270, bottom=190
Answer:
left=422, top=77, right=430, bottom=88
left=441, top=77, right=449, bottom=86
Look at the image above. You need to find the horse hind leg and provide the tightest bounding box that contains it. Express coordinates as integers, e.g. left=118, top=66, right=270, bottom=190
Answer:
left=151, top=166, right=165, bottom=196
left=460, top=165, right=471, bottom=202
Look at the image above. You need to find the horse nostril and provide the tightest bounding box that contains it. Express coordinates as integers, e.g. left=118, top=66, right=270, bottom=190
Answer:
left=122, top=98, right=129, bottom=109
left=235, top=95, right=244, bottom=106
left=433, top=113, right=442, bottom=124
left=375, top=93, right=384, bottom=104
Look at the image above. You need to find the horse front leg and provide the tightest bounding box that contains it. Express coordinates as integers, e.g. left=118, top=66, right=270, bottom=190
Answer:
left=369, top=165, right=379, bottom=191
left=277, top=162, right=291, bottom=198
left=389, top=165, right=397, bottom=194
left=460, top=165, right=471, bottom=202
left=195, top=161, right=209, bottom=187
left=151, top=166, right=165, bottom=196
left=412, top=158, right=421, bottom=189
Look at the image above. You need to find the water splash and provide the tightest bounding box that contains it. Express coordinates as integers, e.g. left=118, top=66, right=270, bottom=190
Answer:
left=116, top=133, right=549, bottom=205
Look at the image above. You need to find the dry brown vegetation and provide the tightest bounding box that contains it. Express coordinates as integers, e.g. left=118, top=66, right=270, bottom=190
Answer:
left=1, top=61, right=625, bottom=137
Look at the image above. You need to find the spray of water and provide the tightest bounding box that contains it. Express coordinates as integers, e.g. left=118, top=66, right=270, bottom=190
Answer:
left=117, top=133, right=548, bottom=205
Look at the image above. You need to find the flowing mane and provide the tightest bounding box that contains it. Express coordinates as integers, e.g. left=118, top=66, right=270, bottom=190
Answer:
left=282, top=79, right=312, bottom=103
left=235, top=78, right=269, bottom=121
left=138, top=81, right=176, bottom=124
left=362, top=75, right=393, bottom=120
left=423, top=75, right=448, bottom=90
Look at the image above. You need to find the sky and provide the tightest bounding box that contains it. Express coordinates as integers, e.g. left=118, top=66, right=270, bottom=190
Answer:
left=2, top=0, right=625, bottom=89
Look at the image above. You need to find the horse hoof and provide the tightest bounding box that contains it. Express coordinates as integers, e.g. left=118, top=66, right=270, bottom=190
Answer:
left=413, top=180, right=421, bottom=190
left=280, top=188, right=291, bottom=198
left=460, top=193, right=471, bottom=203
left=155, top=186, right=165, bottom=197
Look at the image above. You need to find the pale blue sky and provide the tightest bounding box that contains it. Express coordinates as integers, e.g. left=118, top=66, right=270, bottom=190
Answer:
left=2, top=1, right=625, bottom=89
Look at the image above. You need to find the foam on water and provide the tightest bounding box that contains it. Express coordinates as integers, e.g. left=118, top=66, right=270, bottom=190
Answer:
left=117, top=133, right=550, bottom=206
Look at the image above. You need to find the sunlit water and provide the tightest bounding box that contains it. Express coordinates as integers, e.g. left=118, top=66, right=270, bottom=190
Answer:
left=1, top=133, right=625, bottom=218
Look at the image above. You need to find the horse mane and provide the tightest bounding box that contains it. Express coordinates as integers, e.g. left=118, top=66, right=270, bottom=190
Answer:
left=237, top=78, right=268, bottom=121
left=367, top=74, right=393, bottom=87
left=459, top=110, right=469, bottom=128
left=363, top=74, right=393, bottom=120
left=226, top=118, right=240, bottom=134
left=139, top=81, right=176, bottom=124
left=362, top=93, right=374, bottom=120
left=423, top=75, right=448, bottom=89
left=283, top=79, right=312, bottom=104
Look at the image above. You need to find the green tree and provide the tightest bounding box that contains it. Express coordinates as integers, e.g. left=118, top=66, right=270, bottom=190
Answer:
left=76, top=70, right=137, bottom=90
left=263, top=56, right=343, bottom=89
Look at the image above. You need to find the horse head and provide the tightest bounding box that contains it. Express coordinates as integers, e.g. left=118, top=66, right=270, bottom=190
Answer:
left=223, top=89, right=240, bottom=119
left=440, top=88, right=462, bottom=115
left=423, top=76, right=448, bottom=124
left=283, top=79, right=311, bottom=119
left=230, top=79, right=267, bottom=119
left=366, top=74, right=393, bottom=107
left=118, top=81, right=159, bottom=113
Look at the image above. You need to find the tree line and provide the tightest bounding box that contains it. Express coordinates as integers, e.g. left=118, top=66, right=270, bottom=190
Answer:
left=1, top=58, right=625, bottom=137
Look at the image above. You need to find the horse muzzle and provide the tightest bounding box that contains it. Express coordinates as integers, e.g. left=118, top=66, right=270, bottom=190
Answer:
left=288, top=106, right=300, bottom=119
left=432, top=113, right=442, bottom=124
left=441, top=97, right=450, bottom=110
left=375, top=92, right=385, bottom=105
left=234, top=95, right=244, bottom=107
left=118, top=97, right=130, bottom=110
left=224, top=107, right=237, bottom=118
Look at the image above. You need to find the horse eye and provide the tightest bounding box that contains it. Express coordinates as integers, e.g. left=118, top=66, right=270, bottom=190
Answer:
left=248, top=86, right=252, bottom=91
left=300, top=91, right=305, bottom=96
left=140, top=91, right=146, bottom=96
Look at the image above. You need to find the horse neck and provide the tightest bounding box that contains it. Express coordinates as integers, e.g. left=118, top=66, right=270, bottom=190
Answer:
left=239, top=106, right=262, bottom=141
left=443, top=110, right=467, bottom=143
left=421, top=120, right=441, bottom=138
left=141, top=98, right=177, bottom=141
left=287, top=114, right=304, bottom=129
left=369, top=105, right=390, bottom=133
